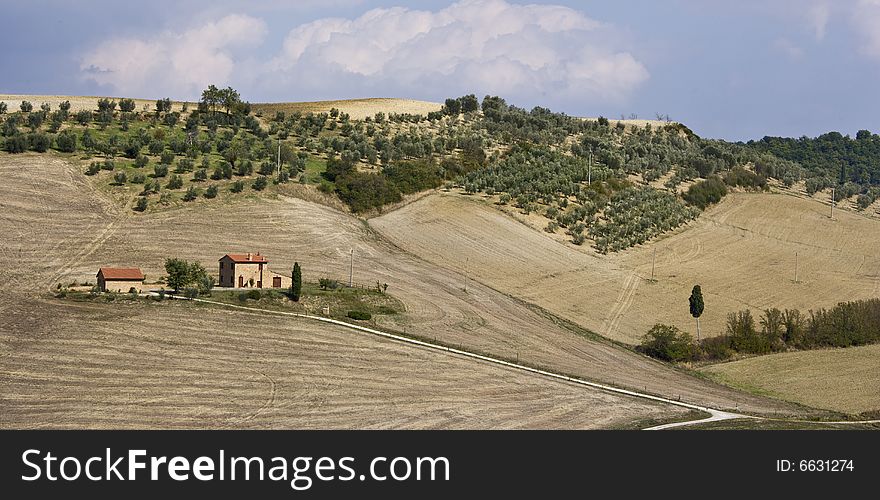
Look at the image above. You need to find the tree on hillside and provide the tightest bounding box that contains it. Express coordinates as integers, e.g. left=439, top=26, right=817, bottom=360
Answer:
left=291, top=262, right=302, bottom=302
left=119, top=98, right=136, bottom=113
left=165, top=258, right=191, bottom=292
left=20, top=101, right=33, bottom=112
left=460, top=94, right=479, bottom=113
left=444, top=98, right=461, bottom=116
left=97, top=98, right=116, bottom=112
left=220, top=86, right=241, bottom=116
left=56, top=130, right=77, bottom=153
left=639, top=324, right=694, bottom=362
left=156, top=97, right=172, bottom=114
left=164, top=258, right=209, bottom=293
left=0, top=101, right=7, bottom=114
left=201, top=85, right=220, bottom=116
left=689, top=285, right=705, bottom=341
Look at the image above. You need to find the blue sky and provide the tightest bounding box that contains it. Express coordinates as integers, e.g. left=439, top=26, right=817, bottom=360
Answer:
left=3, top=0, right=879, bottom=140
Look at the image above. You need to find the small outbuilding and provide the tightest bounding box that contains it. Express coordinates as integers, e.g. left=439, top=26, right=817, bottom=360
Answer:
left=97, top=267, right=145, bottom=293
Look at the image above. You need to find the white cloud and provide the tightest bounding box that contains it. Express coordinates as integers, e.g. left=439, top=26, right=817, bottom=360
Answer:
left=79, top=1, right=648, bottom=108
left=806, top=2, right=830, bottom=40
left=772, top=38, right=804, bottom=60
left=265, top=0, right=647, bottom=106
left=852, top=0, right=880, bottom=58
left=81, top=14, right=267, bottom=98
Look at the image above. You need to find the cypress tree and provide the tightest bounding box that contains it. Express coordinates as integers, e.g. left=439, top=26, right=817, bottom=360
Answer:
left=291, top=262, right=302, bottom=302
left=689, top=285, right=705, bottom=341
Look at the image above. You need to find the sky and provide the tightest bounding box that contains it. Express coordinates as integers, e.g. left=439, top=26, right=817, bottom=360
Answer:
left=2, top=0, right=880, bottom=140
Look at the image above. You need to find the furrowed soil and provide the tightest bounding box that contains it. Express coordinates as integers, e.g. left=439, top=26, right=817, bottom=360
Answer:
left=2, top=297, right=690, bottom=429
left=372, top=192, right=880, bottom=346
left=0, top=155, right=810, bottom=429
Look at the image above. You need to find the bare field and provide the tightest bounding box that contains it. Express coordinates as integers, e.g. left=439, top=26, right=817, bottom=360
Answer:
left=700, top=345, right=880, bottom=415
left=372, top=192, right=880, bottom=347
left=0, top=94, right=189, bottom=113
left=251, top=98, right=442, bottom=120
left=0, top=95, right=440, bottom=120
left=0, top=154, right=810, bottom=422
left=1, top=298, right=689, bottom=429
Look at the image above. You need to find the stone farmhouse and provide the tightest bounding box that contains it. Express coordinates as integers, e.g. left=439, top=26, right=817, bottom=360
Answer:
left=97, top=267, right=145, bottom=293
left=218, top=253, right=291, bottom=289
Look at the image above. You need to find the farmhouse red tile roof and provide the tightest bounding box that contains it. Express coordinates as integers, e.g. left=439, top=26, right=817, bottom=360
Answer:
left=98, top=267, right=145, bottom=280
left=221, top=253, right=269, bottom=263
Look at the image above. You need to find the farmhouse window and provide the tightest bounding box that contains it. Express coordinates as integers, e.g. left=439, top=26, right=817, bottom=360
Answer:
left=273, top=276, right=281, bottom=288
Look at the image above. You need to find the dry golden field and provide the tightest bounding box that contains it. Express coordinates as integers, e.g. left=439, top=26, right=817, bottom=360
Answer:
left=372, top=192, right=880, bottom=346
left=2, top=298, right=693, bottom=429
left=0, top=94, right=190, bottom=113
left=251, top=98, right=442, bottom=120
left=0, top=95, right=441, bottom=120
left=0, top=154, right=808, bottom=427
left=0, top=155, right=693, bottom=429
left=700, top=345, right=880, bottom=415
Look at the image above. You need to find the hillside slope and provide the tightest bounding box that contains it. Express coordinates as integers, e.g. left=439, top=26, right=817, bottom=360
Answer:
left=372, top=191, right=880, bottom=344
left=0, top=154, right=806, bottom=418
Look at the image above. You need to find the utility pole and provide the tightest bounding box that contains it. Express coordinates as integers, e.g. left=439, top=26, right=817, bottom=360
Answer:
left=464, top=257, right=469, bottom=293
left=794, top=251, right=799, bottom=283
left=830, top=187, right=835, bottom=219
left=349, top=249, right=353, bottom=288
left=588, top=146, right=593, bottom=185
left=277, top=140, right=281, bottom=176
left=651, top=247, right=656, bottom=282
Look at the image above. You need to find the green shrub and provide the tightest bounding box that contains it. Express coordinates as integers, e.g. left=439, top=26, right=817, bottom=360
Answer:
left=135, top=197, right=148, bottom=212
left=135, top=155, right=149, bottom=168
left=5, top=134, right=28, bottom=153
left=639, top=324, right=695, bottom=362
left=683, top=176, right=727, bottom=209
left=29, top=132, right=51, bottom=152
left=55, top=130, right=77, bottom=152
left=252, top=175, right=268, bottom=191
left=182, top=186, right=198, bottom=201
left=319, top=278, right=339, bottom=290
left=347, top=310, right=371, bottom=321
left=204, top=185, right=218, bottom=199
left=167, top=174, right=183, bottom=189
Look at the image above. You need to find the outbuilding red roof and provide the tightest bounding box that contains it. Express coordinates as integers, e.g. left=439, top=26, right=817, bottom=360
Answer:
left=220, top=253, right=268, bottom=263
left=97, top=267, right=145, bottom=280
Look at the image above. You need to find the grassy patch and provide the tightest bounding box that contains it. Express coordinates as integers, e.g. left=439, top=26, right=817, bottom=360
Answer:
left=681, top=418, right=880, bottom=430
left=303, top=156, right=328, bottom=184
left=700, top=345, right=880, bottom=415
left=208, top=282, right=403, bottom=323
left=612, top=409, right=710, bottom=430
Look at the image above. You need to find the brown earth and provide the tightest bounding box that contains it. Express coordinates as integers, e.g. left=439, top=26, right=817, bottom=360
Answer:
left=251, top=98, right=442, bottom=120
left=372, top=192, right=880, bottom=346
left=0, top=154, right=812, bottom=429
left=0, top=95, right=441, bottom=120
left=0, top=154, right=684, bottom=428
left=1, top=298, right=688, bottom=429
